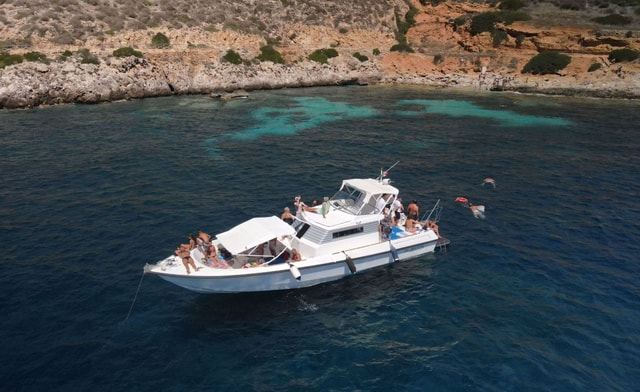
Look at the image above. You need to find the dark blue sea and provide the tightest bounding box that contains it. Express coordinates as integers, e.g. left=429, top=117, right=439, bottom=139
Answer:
left=1, top=86, right=639, bottom=391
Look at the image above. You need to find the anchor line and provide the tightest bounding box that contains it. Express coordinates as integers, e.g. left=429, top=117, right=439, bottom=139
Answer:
left=125, top=269, right=146, bottom=321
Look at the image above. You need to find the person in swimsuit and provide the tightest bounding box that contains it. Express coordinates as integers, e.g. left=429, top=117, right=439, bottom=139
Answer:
left=407, top=200, right=419, bottom=220
left=424, top=219, right=441, bottom=238
left=404, top=216, right=420, bottom=233
left=320, top=196, right=330, bottom=218
left=175, top=243, right=200, bottom=274
left=198, top=231, right=212, bottom=248
left=281, top=207, right=295, bottom=224
left=295, top=196, right=329, bottom=217
left=188, top=233, right=200, bottom=252
left=290, top=248, right=302, bottom=262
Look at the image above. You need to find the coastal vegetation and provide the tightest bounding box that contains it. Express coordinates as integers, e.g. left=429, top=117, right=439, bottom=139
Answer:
left=78, top=48, right=99, bottom=64
left=522, top=51, right=572, bottom=74
left=257, top=45, right=284, bottom=64
left=353, top=52, right=369, bottom=62
left=0, top=0, right=637, bottom=48
left=309, top=48, right=339, bottom=64
left=23, top=51, right=48, bottom=64
left=608, top=48, right=640, bottom=62
left=151, top=33, right=171, bottom=49
left=588, top=62, right=603, bottom=71
left=113, top=47, right=143, bottom=58
left=0, top=0, right=639, bottom=106
left=223, top=49, right=243, bottom=65
left=592, top=14, right=633, bottom=24
left=470, top=11, right=532, bottom=35
left=391, top=6, right=418, bottom=53
left=0, top=52, right=23, bottom=68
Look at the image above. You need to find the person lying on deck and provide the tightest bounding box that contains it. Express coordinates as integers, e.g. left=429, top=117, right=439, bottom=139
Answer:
left=295, top=196, right=330, bottom=218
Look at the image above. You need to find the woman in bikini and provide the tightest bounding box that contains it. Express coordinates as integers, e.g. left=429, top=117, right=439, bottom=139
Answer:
left=175, top=243, right=200, bottom=274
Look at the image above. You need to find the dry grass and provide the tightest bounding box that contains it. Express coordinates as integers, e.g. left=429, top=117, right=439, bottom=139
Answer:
left=0, top=0, right=407, bottom=45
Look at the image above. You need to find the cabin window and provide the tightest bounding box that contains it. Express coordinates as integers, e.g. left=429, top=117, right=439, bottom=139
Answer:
left=295, top=223, right=310, bottom=238
left=332, top=227, right=364, bottom=239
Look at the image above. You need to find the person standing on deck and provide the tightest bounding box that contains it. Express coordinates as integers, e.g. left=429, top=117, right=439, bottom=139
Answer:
left=390, top=196, right=404, bottom=226
left=407, top=200, right=419, bottom=220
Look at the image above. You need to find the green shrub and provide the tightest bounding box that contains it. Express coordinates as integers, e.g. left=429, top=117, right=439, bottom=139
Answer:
left=113, top=47, right=143, bottom=58
left=373, top=48, right=381, bottom=56
left=309, top=48, right=338, bottom=64
left=499, top=0, right=525, bottom=10
left=396, top=19, right=410, bottom=37
left=257, top=45, right=284, bottom=64
left=395, top=8, right=418, bottom=36
left=607, top=0, right=640, bottom=6
left=322, top=48, right=338, bottom=58
left=405, top=6, right=420, bottom=26
left=553, top=0, right=585, bottom=10
left=499, top=10, right=531, bottom=24
left=522, top=51, right=571, bottom=74
left=492, top=30, right=508, bottom=47
left=309, top=51, right=327, bottom=64
left=223, top=49, right=243, bottom=64
left=394, top=8, right=418, bottom=50
left=453, top=17, right=467, bottom=27
left=353, top=52, right=368, bottom=62
left=151, top=32, right=170, bottom=48
left=608, top=48, right=639, bottom=62
left=78, top=48, right=100, bottom=64
left=471, top=10, right=530, bottom=35
left=471, top=12, right=499, bottom=35
left=390, top=43, right=415, bottom=53
left=587, top=62, right=602, bottom=72
left=591, top=14, right=632, bottom=25
left=0, top=51, right=24, bottom=68
left=24, top=51, right=48, bottom=63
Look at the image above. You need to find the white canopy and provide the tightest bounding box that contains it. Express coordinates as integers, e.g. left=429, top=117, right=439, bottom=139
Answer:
left=215, top=216, right=296, bottom=255
left=342, top=178, right=399, bottom=196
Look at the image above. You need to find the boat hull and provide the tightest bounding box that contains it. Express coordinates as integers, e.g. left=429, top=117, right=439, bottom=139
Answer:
left=148, top=235, right=441, bottom=293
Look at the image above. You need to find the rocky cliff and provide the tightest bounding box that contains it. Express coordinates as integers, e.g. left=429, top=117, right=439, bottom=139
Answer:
left=1, top=0, right=639, bottom=108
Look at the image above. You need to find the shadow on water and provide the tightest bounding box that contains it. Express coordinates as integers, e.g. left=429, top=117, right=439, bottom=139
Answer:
left=182, top=255, right=441, bottom=329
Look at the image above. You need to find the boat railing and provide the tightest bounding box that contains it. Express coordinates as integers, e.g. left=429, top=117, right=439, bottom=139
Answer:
left=422, top=199, right=442, bottom=223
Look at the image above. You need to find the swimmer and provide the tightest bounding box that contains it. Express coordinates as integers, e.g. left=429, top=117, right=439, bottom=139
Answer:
left=469, top=203, right=486, bottom=219
left=482, top=178, right=496, bottom=188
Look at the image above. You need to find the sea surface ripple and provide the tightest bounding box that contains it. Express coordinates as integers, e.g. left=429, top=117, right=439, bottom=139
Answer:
left=0, top=86, right=638, bottom=391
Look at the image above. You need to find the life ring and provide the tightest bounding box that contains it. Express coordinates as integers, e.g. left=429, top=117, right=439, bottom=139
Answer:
left=455, top=196, right=469, bottom=203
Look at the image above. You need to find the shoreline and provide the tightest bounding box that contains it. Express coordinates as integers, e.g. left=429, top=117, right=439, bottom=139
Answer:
left=1, top=53, right=639, bottom=109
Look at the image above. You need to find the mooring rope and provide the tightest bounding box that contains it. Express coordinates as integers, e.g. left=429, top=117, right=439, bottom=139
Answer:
left=125, top=270, right=146, bottom=321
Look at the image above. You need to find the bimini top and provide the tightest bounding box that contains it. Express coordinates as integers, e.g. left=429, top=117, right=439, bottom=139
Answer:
left=216, top=216, right=296, bottom=255
left=342, top=178, right=399, bottom=196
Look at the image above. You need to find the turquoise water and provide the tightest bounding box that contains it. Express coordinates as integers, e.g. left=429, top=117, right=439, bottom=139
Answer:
left=1, top=86, right=639, bottom=391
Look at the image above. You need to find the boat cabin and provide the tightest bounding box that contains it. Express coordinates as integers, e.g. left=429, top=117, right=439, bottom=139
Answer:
left=291, top=178, right=399, bottom=258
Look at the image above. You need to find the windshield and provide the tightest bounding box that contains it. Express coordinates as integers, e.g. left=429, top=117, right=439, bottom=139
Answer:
left=330, top=185, right=365, bottom=214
